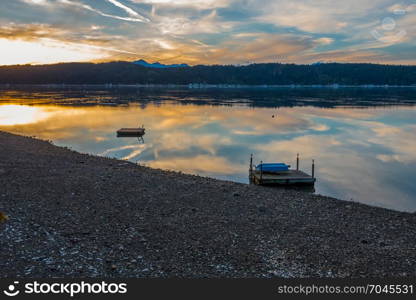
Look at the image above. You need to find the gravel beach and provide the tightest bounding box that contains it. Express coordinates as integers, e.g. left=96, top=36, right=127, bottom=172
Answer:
left=1, top=131, right=415, bottom=278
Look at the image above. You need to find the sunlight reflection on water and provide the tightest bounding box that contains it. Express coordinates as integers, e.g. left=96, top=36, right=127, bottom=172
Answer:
left=1, top=87, right=416, bottom=212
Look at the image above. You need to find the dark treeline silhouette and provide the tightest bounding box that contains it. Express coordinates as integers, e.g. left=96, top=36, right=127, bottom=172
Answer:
left=0, top=62, right=415, bottom=85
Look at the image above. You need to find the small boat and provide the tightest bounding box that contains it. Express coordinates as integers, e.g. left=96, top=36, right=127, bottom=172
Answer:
left=117, top=127, right=145, bottom=137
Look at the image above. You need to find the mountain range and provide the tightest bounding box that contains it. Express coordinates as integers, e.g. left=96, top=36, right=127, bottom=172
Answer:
left=132, top=59, right=189, bottom=69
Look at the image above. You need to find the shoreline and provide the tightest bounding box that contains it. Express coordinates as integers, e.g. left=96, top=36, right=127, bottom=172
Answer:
left=1, top=83, right=416, bottom=89
left=1, top=131, right=415, bottom=277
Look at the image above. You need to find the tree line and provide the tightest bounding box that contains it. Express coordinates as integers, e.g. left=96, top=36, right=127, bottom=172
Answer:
left=0, top=62, right=415, bottom=85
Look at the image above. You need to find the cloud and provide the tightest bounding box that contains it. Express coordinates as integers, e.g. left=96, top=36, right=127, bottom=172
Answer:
left=153, top=9, right=236, bottom=35
left=0, top=38, right=110, bottom=65
left=315, top=37, right=334, bottom=45
left=58, top=0, right=150, bottom=23
left=165, top=33, right=340, bottom=64
left=248, top=0, right=393, bottom=33
left=105, top=0, right=150, bottom=21
left=21, top=0, right=48, bottom=5
left=0, top=23, right=138, bottom=64
left=2, top=0, right=416, bottom=65
left=131, top=0, right=231, bottom=9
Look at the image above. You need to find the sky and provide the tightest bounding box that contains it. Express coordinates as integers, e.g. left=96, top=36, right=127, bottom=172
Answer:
left=0, top=0, right=415, bottom=65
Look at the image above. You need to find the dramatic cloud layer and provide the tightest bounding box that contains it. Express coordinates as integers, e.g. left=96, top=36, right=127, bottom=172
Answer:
left=0, top=0, right=415, bottom=65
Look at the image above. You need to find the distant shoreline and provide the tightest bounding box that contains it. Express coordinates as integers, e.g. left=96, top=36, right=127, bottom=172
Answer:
left=1, top=83, right=416, bottom=89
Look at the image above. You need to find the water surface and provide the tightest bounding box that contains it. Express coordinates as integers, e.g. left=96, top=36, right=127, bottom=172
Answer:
left=1, top=87, right=416, bottom=212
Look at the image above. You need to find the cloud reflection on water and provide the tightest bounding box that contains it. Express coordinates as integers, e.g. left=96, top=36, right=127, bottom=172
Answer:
left=1, top=96, right=416, bottom=212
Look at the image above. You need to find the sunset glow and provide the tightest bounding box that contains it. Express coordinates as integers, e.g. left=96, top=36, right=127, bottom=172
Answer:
left=0, top=0, right=415, bottom=65
left=0, top=105, right=50, bottom=125
left=0, top=39, right=108, bottom=66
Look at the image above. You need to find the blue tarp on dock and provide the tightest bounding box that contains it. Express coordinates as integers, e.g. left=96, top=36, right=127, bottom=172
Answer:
left=255, top=163, right=290, bottom=172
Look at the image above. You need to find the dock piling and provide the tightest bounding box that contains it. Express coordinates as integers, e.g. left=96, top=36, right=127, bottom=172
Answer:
left=260, top=160, right=263, bottom=184
left=249, top=154, right=253, bottom=183
left=312, top=159, right=315, bottom=179
left=296, top=153, right=299, bottom=171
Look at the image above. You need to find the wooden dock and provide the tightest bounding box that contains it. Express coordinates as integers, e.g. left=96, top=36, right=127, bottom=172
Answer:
left=116, top=128, right=145, bottom=137
left=249, top=154, right=316, bottom=186
left=250, top=170, right=316, bottom=186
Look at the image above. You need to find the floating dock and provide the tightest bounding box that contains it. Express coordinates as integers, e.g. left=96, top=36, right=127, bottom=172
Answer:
left=250, top=169, right=316, bottom=186
left=116, top=127, right=145, bottom=137
left=249, top=154, right=316, bottom=186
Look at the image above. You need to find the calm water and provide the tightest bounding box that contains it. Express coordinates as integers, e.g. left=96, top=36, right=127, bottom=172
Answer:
left=1, top=87, right=416, bottom=212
